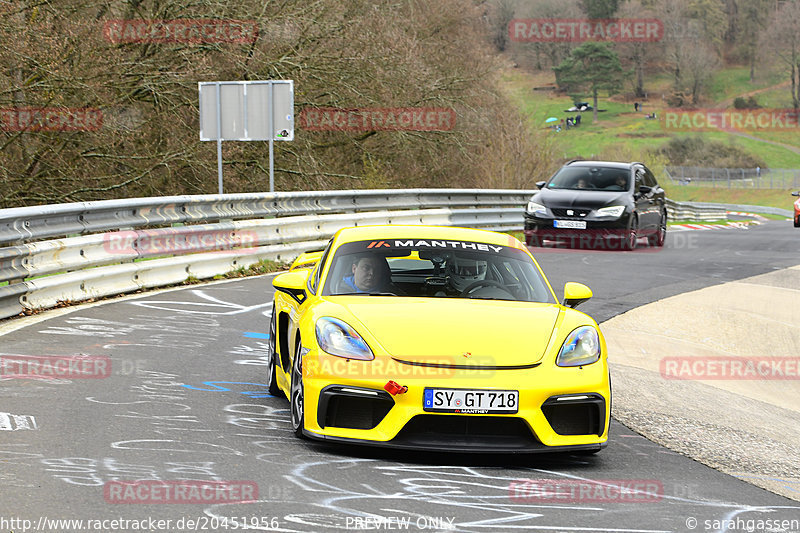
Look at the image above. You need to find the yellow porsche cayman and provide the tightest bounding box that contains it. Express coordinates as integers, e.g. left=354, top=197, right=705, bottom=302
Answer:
left=267, top=225, right=610, bottom=453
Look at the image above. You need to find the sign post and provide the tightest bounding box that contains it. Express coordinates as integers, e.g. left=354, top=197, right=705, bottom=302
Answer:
left=199, top=80, right=294, bottom=193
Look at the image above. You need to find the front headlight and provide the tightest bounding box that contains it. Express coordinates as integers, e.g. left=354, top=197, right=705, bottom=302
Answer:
left=527, top=201, right=547, bottom=215
left=556, top=326, right=601, bottom=367
left=315, top=317, right=374, bottom=360
left=595, top=205, right=625, bottom=218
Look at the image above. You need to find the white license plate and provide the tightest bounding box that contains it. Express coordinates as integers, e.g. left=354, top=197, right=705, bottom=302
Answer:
left=554, top=220, right=587, bottom=229
left=423, top=388, right=519, bottom=414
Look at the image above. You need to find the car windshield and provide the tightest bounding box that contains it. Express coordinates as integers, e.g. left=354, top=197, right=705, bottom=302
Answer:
left=321, top=239, right=554, bottom=303
left=547, top=167, right=630, bottom=191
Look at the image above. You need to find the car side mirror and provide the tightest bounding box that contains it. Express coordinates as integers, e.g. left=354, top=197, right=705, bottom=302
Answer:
left=562, top=282, right=592, bottom=309
left=638, top=185, right=653, bottom=195
left=792, top=191, right=800, bottom=197
left=536, top=181, right=546, bottom=189
left=273, top=269, right=310, bottom=304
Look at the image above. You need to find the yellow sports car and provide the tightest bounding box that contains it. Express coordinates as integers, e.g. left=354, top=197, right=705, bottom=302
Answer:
left=267, top=225, right=610, bottom=453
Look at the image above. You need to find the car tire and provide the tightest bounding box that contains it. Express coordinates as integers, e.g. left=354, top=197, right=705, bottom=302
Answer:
left=622, top=215, right=638, bottom=251
left=795, top=215, right=800, bottom=228
left=647, top=211, right=666, bottom=247
left=289, top=339, right=306, bottom=438
left=266, top=311, right=283, bottom=398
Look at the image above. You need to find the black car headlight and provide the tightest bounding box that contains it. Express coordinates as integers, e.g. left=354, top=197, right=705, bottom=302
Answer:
left=594, top=205, right=625, bottom=219
left=526, top=201, right=547, bottom=215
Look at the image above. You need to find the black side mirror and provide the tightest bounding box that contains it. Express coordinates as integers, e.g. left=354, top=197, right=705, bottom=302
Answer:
left=792, top=191, right=799, bottom=197
left=638, top=185, right=652, bottom=195
left=536, top=181, right=546, bottom=189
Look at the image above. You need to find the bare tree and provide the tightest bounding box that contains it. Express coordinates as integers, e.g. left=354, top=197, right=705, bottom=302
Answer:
left=736, top=0, right=770, bottom=81
left=0, top=0, right=552, bottom=207
left=656, top=0, right=720, bottom=105
left=759, top=0, right=800, bottom=110
left=511, top=0, right=582, bottom=71
left=485, top=0, right=517, bottom=52
left=678, top=42, right=720, bottom=105
left=616, top=0, right=661, bottom=98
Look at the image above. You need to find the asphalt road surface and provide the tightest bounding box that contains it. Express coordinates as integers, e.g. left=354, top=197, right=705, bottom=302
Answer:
left=1, top=220, right=799, bottom=532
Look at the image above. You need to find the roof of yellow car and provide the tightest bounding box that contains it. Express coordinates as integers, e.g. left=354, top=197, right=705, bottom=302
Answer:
left=332, top=225, right=526, bottom=249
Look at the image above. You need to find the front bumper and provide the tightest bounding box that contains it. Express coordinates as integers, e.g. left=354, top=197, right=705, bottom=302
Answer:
left=524, top=213, right=632, bottom=247
left=300, top=352, right=610, bottom=453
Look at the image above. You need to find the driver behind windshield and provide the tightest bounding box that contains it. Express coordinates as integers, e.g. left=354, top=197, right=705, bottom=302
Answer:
left=446, top=256, right=488, bottom=293
left=341, top=254, right=388, bottom=293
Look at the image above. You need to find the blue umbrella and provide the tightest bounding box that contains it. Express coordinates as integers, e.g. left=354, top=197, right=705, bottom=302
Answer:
left=545, top=117, right=558, bottom=123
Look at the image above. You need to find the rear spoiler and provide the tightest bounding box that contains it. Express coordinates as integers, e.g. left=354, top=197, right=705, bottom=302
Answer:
left=289, top=250, right=325, bottom=271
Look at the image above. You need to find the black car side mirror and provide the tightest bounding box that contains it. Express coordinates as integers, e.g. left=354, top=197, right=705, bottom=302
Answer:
left=638, top=185, right=652, bottom=195
left=536, top=181, right=546, bottom=189
left=792, top=191, right=799, bottom=197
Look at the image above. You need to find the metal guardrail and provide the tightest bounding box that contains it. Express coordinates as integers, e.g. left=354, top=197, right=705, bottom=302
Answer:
left=684, top=202, right=792, bottom=218
left=664, top=199, right=726, bottom=221
left=0, top=189, right=727, bottom=320
left=665, top=166, right=800, bottom=189
left=0, top=189, right=529, bottom=246
left=0, top=190, right=530, bottom=320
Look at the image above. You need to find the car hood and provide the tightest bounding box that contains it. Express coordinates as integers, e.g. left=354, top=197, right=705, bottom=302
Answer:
left=336, top=298, right=561, bottom=367
left=533, top=189, right=628, bottom=209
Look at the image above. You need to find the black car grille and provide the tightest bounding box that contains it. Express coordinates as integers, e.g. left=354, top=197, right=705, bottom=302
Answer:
left=541, top=395, right=605, bottom=436
left=391, top=415, right=539, bottom=450
left=551, top=208, right=591, bottom=218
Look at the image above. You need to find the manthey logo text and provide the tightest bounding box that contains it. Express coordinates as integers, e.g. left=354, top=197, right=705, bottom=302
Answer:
left=368, top=240, right=504, bottom=253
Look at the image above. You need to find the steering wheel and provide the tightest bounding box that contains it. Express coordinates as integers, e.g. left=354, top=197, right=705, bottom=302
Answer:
left=460, top=279, right=515, bottom=298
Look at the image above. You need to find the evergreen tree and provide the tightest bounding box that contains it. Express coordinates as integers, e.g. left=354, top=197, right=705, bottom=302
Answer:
left=553, top=42, right=624, bottom=122
left=580, top=0, right=619, bottom=19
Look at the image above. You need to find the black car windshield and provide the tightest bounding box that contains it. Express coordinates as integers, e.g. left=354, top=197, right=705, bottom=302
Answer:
left=547, top=166, right=630, bottom=191
left=321, top=239, right=554, bottom=303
